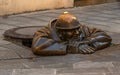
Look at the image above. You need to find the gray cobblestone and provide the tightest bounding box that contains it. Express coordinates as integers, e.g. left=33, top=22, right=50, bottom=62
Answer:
left=0, top=24, right=16, bottom=30
left=73, top=61, right=114, bottom=69
left=21, top=62, right=44, bottom=69
left=94, top=45, right=120, bottom=58
left=0, top=30, right=5, bottom=35
left=2, top=43, right=37, bottom=58
left=87, top=16, right=110, bottom=21
left=0, top=69, right=13, bottom=75
left=0, top=35, right=4, bottom=40
left=12, top=69, right=56, bottom=75
left=0, top=49, right=20, bottom=59
left=0, top=18, right=22, bottom=26
left=58, top=73, right=105, bottom=75
left=32, top=54, right=85, bottom=64
left=108, top=67, right=120, bottom=73
left=97, top=13, right=119, bottom=18
left=44, top=63, right=73, bottom=69
left=0, top=40, right=11, bottom=45
left=106, top=72, right=120, bottom=75
left=0, top=59, right=26, bottom=69
left=110, top=19, right=120, bottom=24
left=57, top=68, right=109, bottom=74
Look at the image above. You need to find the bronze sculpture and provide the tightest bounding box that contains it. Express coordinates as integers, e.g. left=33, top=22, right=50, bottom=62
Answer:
left=32, top=12, right=112, bottom=55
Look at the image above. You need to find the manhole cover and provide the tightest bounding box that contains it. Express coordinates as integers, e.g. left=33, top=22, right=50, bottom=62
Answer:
left=4, top=26, right=44, bottom=40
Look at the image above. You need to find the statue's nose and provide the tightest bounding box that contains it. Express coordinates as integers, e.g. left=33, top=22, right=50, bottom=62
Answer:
left=67, top=31, right=72, bottom=36
left=74, top=30, right=79, bottom=35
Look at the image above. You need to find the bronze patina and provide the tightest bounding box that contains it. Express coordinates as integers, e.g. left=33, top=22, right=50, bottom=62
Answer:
left=31, top=12, right=112, bottom=56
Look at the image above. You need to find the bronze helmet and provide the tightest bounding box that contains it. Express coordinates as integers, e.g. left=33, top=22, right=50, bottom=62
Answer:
left=55, top=12, right=80, bottom=30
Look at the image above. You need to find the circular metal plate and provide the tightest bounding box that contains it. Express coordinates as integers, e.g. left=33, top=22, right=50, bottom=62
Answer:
left=4, top=26, right=45, bottom=40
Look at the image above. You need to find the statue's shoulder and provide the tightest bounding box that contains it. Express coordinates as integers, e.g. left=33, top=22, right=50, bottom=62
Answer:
left=37, top=26, right=49, bottom=32
left=34, top=26, right=50, bottom=37
left=79, top=24, right=89, bottom=30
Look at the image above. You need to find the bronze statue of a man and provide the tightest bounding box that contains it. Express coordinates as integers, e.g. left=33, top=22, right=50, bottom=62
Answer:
left=32, top=12, right=112, bottom=55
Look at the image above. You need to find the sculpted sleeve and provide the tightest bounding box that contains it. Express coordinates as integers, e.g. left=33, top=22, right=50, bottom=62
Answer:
left=81, top=25, right=112, bottom=50
left=32, top=27, right=67, bottom=55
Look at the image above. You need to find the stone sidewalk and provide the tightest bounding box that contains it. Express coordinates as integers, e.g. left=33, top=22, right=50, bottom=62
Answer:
left=0, top=2, right=120, bottom=75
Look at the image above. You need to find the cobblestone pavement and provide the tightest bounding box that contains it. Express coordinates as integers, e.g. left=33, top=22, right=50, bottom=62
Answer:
left=0, top=2, right=120, bottom=75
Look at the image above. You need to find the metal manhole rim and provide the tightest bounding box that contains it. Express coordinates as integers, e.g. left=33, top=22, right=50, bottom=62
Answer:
left=3, top=26, right=45, bottom=40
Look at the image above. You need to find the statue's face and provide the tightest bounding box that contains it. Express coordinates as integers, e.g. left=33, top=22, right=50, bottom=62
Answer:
left=57, top=28, right=80, bottom=41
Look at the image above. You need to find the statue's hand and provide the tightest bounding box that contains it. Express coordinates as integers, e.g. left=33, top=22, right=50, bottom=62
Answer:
left=78, top=44, right=95, bottom=54
left=68, top=39, right=90, bottom=48
left=68, top=39, right=96, bottom=54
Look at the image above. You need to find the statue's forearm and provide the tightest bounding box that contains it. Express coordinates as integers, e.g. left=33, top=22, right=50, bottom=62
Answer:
left=86, top=34, right=112, bottom=50
left=32, top=39, right=55, bottom=51
left=32, top=38, right=67, bottom=55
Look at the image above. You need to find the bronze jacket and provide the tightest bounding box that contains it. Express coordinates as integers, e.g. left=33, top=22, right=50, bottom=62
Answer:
left=32, top=19, right=112, bottom=55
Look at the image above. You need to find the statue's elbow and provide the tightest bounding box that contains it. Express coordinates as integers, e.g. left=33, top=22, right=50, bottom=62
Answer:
left=32, top=46, right=40, bottom=55
left=109, top=37, right=112, bottom=43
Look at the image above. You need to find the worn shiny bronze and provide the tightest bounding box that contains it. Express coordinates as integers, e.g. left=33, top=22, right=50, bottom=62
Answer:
left=55, top=12, right=80, bottom=30
left=32, top=12, right=112, bottom=56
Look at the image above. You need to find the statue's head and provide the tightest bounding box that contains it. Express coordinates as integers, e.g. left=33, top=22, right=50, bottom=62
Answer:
left=55, top=12, right=80, bottom=41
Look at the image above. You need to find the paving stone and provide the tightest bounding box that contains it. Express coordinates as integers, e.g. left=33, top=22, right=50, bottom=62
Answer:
left=21, top=16, right=49, bottom=25
left=0, top=18, right=23, bottom=26
left=79, top=11, right=100, bottom=16
left=2, top=43, right=37, bottom=58
left=0, top=29, right=5, bottom=35
left=0, top=59, right=27, bottom=69
left=66, top=46, right=120, bottom=62
left=20, top=15, right=48, bottom=22
left=0, top=34, right=4, bottom=41
left=0, top=46, right=10, bottom=50
left=87, top=16, right=110, bottom=21
left=1, top=17, right=44, bottom=27
left=87, top=55, right=116, bottom=62
left=112, top=62, right=120, bottom=68
left=106, top=72, right=120, bottom=75
left=13, top=16, right=48, bottom=26
left=0, top=46, right=20, bottom=59
left=7, top=17, right=33, bottom=23
left=73, top=61, right=114, bottom=69
left=0, top=24, right=16, bottom=30
left=58, top=73, right=105, bottom=75
left=27, top=15, right=54, bottom=22
left=0, top=40, right=11, bottom=45
left=12, top=69, right=56, bottom=75
left=40, top=12, right=59, bottom=18
left=100, top=10, right=119, bottom=15
left=83, top=23, right=110, bottom=30
left=110, top=19, right=120, bottom=24
left=44, top=63, right=73, bottom=69
left=33, top=54, right=85, bottom=64
left=97, top=14, right=119, bottom=18
left=0, top=59, right=45, bottom=69
left=57, top=67, right=109, bottom=74
left=85, top=20, right=110, bottom=26
left=84, top=22, right=120, bottom=33
left=107, top=32, right=120, bottom=44
left=21, top=62, right=44, bottom=69
left=18, top=56, right=73, bottom=69
left=0, top=69, right=13, bottom=75
left=108, top=67, right=120, bottom=73
left=94, top=45, right=120, bottom=58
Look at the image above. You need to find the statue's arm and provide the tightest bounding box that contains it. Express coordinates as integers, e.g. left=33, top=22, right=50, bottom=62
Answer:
left=32, top=28, right=66, bottom=55
left=68, top=25, right=112, bottom=54
left=86, top=30, right=112, bottom=50
left=78, top=25, right=112, bottom=50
